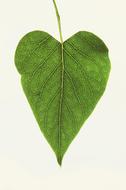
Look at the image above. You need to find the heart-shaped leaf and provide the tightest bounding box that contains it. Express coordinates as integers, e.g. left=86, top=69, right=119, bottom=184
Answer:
left=15, top=30, right=111, bottom=165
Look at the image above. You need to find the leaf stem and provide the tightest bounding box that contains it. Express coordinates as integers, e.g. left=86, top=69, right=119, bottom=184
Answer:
left=53, top=0, right=64, bottom=44
left=53, top=0, right=64, bottom=166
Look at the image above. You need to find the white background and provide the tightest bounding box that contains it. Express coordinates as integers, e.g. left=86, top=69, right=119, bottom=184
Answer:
left=0, top=0, right=126, bottom=189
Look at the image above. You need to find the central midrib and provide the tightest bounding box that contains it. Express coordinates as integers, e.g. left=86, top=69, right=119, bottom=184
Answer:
left=58, top=43, right=64, bottom=165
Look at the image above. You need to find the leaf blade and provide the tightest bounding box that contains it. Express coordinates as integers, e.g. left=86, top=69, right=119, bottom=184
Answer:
left=15, top=31, right=111, bottom=165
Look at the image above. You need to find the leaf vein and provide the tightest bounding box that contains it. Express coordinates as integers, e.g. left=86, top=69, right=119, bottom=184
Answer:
left=44, top=88, right=60, bottom=129
left=65, top=70, right=83, bottom=114
left=31, top=44, right=60, bottom=78
left=66, top=41, right=97, bottom=65
left=21, top=35, right=51, bottom=64
left=64, top=101, right=77, bottom=132
left=64, top=48, right=95, bottom=99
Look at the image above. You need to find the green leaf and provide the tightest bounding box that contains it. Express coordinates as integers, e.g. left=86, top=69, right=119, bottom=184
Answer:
left=15, top=30, right=111, bottom=165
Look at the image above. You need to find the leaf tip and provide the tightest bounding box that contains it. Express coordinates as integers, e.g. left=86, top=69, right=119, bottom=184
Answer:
left=57, top=156, right=63, bottom=166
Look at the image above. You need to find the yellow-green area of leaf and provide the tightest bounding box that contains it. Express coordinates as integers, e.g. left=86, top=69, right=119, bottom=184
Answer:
left=15, top=0, right=111, bottom=165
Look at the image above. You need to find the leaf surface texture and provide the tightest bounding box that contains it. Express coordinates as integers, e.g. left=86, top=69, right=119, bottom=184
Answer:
left=15, top=31, right=111, bottom=165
